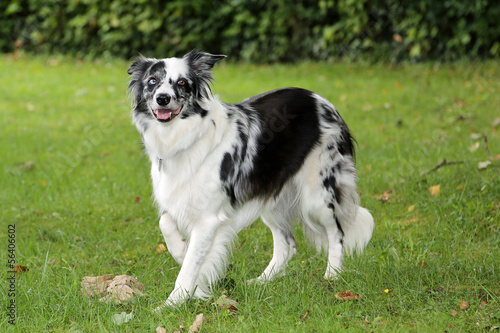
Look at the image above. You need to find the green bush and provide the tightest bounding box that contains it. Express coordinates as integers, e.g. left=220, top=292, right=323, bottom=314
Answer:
left=1, top=0, right=499, bottom=62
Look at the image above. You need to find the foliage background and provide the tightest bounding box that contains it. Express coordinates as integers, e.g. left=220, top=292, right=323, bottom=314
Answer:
left=1, top=0, right=499, bottom=62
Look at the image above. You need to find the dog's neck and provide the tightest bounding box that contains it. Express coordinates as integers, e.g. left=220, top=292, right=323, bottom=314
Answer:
left=140, top=97, right=230, bottom=173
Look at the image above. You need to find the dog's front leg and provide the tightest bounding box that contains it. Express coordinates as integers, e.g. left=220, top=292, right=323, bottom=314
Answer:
left=158, top=215, right=221, bottom=309
left=159, top=212, right=186, bottom=265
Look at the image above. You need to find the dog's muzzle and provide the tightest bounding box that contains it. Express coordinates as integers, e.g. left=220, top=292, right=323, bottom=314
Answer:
left=153, top=93, right=182, bottom=122
left=153, top=106, right=182, bottom=122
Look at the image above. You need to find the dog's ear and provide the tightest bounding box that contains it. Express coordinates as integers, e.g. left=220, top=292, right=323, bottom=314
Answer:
left=184, top=50, right=226, bottom=75
left=127, top=56, right=154, bottom=76
left=127, top=56, right=155, bottom=103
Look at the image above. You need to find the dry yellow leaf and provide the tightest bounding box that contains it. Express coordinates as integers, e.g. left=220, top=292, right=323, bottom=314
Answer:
left=375, top=190, right=392, bottom=202
left=428, top=184, right=441, bottom=197
left=81, top=274, right=114, bottom=298
left=99, top=275, right=145, bottom=304
left=81, top=274, right=144, bottom=304
left=408, top=205, right=415, bottom=212
left=459, top=301, right=469, bottom=311
left=15, top=265, right=29, bottom=275
left=334, top=290, right=363, bottom=301
left=156, top=244, right=167, bottom=254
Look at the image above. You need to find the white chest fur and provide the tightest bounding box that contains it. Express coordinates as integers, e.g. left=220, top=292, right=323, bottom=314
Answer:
left=140, top=100, right=240, bottom=234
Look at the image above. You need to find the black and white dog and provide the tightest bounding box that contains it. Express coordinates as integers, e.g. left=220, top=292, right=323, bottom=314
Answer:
left=127, top=50, right=374, bottom=310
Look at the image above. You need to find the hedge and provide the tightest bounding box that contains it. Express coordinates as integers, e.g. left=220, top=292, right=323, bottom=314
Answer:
left=1, top=0, right=499, bottom=62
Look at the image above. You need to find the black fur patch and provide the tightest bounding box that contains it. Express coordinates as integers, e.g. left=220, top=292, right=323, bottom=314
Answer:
left=338, top=123, right=355, bottom=159
left=220, top=88, right=321, bottom=204
left=335, top=217, right=344, bottom=244
left=322, top=174, right=343, bottom=205
left=246, top=88, right=321, bottom=198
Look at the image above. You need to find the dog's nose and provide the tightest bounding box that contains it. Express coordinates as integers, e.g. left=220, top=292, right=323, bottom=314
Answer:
left=156, top=94, right=171, bottom=106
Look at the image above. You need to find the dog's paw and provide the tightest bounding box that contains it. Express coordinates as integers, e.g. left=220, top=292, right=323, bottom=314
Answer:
left=246, top=275, right=273, bottom=285
left=323, top=268, right=341, bottom=281
left=246, top=277, right=263, bottom=285
left=152, top=299, right=183, bottom=313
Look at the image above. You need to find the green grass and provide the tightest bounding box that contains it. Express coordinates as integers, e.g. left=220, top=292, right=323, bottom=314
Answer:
left=1, top=54, right=499, bottom=332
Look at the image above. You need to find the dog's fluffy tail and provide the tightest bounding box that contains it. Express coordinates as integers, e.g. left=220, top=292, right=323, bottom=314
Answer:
left=342, top=206, right=374, bottom=255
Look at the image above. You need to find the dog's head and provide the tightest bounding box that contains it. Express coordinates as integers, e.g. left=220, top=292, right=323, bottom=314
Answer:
left=127, top=50, right=226, bottom=124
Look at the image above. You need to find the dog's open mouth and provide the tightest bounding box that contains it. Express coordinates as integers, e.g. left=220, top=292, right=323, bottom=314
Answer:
left=153, top=106, right=182, bottom=122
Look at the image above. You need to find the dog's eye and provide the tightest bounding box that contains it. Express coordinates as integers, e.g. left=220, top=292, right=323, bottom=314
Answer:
left=148, top=77, right=158, bottom=85
left=177, top=80, right=186, bottom=86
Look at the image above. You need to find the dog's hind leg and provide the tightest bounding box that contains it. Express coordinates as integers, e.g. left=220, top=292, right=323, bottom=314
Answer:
left=251, top=211, right=297, bottom=283
left=302, top=195, right=345, bottom=280
left=298, top=147, right=359, bottom=281
left=159, top=212, right=186, bottom=265
left=324, top=215, right=345, bottom=280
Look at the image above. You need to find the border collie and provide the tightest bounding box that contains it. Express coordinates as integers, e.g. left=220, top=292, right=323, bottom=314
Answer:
left=127, top=50, right=374, bottom=310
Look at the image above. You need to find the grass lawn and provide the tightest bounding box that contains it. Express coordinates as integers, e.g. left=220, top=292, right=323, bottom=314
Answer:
left=1, top=54, right=499, bottom=332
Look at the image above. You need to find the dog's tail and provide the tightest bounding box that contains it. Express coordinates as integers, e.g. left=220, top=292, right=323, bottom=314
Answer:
left=342, top=206, right=374, bottom=255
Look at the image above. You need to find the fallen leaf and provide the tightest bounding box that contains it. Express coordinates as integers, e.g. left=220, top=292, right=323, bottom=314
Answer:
left=100, top=284, right=136, bottom=303
left=225, top=304, right=238, bottom=313
left=134, top=196, right=141, bottom=203
left=215, top=295, right=239, bottom=309
left=15, top=265, right=29, bottom=274
left=81, top=274, right=114, bottom=298
left=81, top=274, right=144, bottom=304
left=375, top=190, right=392, bottom=202
left=451, top=310, right=458, bottom=316
left=469, top=141, right=480, bottom=152
left=156, top=243, right=167, bottom=254
left=112, top=311, right=133, bottom=325
left=478, top=160, right=491, bottom=169
left=408, top=205, right=415, bottom=212
left=99, top=275, right=145, bottom=304
left=395, top=81, right=402, bottom=89
left=428, top=184, right=441, bottom=197
left=49, top=259, right=59, bottom=266
left=494, top=154, right=500, bottom=161
left=335, top=290, right=363, bottom=301
left=188, top=313, right=204, bottom=333
left=456, top=185, right=464, bottom=190
left=459, top=301, right=469, bottom=311
left=156, top=327, right=167, bottom=333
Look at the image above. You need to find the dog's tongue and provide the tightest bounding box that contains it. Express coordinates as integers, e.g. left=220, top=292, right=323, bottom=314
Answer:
left=156, top=106, right=182, bottom=120
left=156, top=109, right=173, bottom=120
